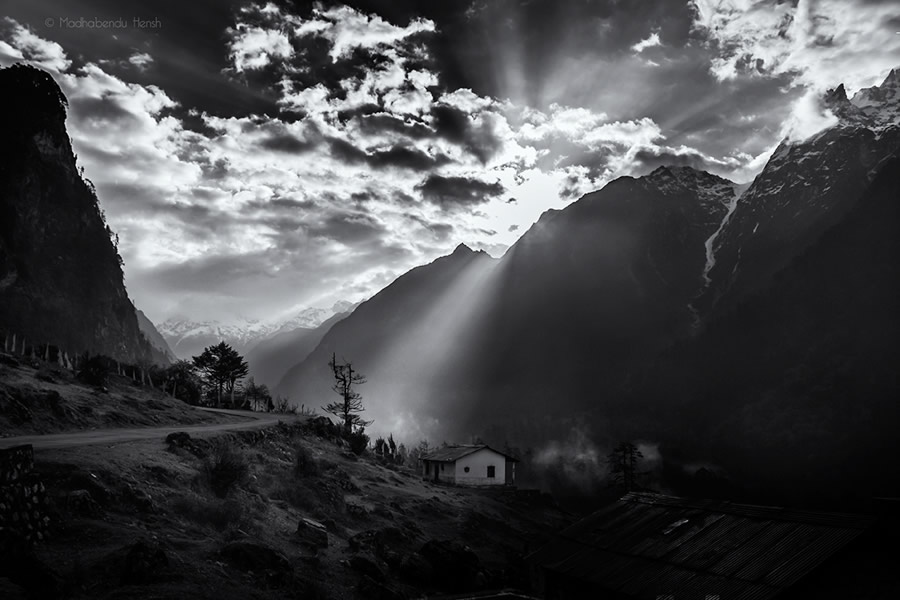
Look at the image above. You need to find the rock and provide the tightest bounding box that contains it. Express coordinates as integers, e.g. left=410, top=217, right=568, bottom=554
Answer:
left=346, top=502, right=368, bottom=517
left=348, top=555, right=385, bottom=583
left=296, top=517, right=329, bottom=549
left=165, top=431, right=192, bottom=447
left=64, top=470, right=111, bottom=505
left=164, top=431, right=209, bottom=458
left=65, top=489, right=101, bottom=516
left=118, top=540, right=169, bottom=585
left=122, top=483, right=155, bottom=513
left=420, top=539, right=482, bottom=591
left=322, top=518, right=338, bottom=533
left=221, top=541, right=292, bottom=582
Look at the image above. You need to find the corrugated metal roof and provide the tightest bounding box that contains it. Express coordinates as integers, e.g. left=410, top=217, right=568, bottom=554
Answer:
left=420, top=444, right=519, bottom=462
left=527, top=492, right=873, bottom=600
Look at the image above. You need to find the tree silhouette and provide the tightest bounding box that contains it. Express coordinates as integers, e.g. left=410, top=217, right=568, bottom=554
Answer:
left=165, top=359, right=202, bottom=404
left=243, top=377, right=271, bottom=412
left=192, top=342, right=249, bottom=408
left=322, top=353, right=372, bottom=435
left=607, top=441, right=644, bottom=492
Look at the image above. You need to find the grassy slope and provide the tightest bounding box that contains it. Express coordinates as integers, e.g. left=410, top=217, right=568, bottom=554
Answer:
left=1, top=363, right=570, bottom=599
left=0, top=352, right=241, bottom=436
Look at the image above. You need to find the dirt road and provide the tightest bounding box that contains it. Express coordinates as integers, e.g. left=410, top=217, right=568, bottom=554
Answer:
left=0, top=408, right=303, bottom=450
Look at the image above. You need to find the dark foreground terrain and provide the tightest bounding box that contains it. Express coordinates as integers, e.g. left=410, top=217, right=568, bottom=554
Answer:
left=0, top=360, right=568, bottom=600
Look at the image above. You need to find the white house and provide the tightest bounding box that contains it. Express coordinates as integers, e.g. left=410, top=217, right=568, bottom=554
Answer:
left=419, top=445, right=518, bottom=486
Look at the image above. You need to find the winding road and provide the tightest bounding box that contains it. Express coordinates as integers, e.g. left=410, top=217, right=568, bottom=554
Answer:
left=0, top=408, right=304, bottom=451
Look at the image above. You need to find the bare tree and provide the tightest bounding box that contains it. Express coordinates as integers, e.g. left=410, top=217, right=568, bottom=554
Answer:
left=321, top=353, right=372, bottom=435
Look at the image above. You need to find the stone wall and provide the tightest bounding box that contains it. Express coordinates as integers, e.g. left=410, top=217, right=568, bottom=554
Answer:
left=0, top=445, right=50, bottom=543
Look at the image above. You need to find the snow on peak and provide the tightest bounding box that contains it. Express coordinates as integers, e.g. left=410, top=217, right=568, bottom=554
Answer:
left=849, top=68, right=900, bottom=130
left=646, top=165, right=738, bottom=210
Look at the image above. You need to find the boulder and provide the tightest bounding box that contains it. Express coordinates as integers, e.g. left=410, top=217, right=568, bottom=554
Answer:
left=346, top=502, right=368, bottom=517
left=296, top=517, right=329, bottom=549
left=122, top=483, right=155, bottom=513
left=65, top=489, right=101, bottom=516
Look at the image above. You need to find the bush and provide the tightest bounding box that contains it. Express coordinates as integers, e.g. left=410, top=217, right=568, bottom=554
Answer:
left=345, top=428, right=369, bottom=456
left=170, top=495, right=244, bottom=530
left=200, top=440, right=249, bottom=498
left=77, top=354, right=110, bottom=387
left=293, top=445, right=319, bottom=478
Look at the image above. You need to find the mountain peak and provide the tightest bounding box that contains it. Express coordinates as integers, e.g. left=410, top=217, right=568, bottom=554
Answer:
left=452, top=243, right=474, bottom=255
left=825, top=83, right=848, bottom=104
left=841, top=66, right=900, bottom=130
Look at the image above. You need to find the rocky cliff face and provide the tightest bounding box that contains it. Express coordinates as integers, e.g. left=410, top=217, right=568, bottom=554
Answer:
left=698, top=71, right=900, bottom=316
left=0, top=64, right=157, bottom=364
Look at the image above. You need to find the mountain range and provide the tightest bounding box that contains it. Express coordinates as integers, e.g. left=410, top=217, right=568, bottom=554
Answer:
left=273, top=68, right=900, bottom=502
left=158, top=300, right=356, bottom=360
left=4, top=62, right=898, bottom=503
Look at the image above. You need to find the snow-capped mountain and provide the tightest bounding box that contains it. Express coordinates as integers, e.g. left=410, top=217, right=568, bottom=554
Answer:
left=158, top=301, right=356, bottom=359
left=696, top=68, right=900, bottom=316
left=849, top=68, right=900, bottom=130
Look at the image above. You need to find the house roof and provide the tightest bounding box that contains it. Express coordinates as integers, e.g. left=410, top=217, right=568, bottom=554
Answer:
left=420, top=444, right=519, bottom=462
left=527, top=492, right=873, bottom=600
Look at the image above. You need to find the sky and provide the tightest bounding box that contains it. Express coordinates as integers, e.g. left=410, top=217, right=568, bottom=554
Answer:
left=1, top=0, right=898, bottom=325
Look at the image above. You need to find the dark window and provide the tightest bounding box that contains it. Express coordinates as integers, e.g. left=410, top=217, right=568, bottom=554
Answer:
left=487, top=465, right=496, bottom=478
left=425, top=462, right=430, bottom=474
left=464, top=466, right=470, bottom=473
left=440, top=464, right=444, bottom=472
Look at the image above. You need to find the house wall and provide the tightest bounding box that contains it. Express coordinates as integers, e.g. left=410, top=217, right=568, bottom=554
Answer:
left=454, top=448, right=509, bottom=486
left=422, top=459, right=456, bottom=483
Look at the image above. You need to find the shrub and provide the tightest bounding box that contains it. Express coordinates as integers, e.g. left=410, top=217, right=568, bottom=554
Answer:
left=293, top=445, right=319, bottom=478
left=77, top=354, right=110, bottom=387
left=200, top=440, right=249, bottom=498
left=345, top=428, right=370, bottom=456
left=170, top=495, right=244, bottom=530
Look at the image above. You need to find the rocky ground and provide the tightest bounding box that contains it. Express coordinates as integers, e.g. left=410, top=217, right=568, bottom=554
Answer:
left=0, top=373, right=570, bottom=599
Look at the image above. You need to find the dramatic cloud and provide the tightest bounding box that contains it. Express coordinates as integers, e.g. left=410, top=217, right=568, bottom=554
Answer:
left=417, top=175, right=506, bottom=210
left=2, top=0, right=891, bottom=324
left=632, top=32, right=662, bottom=53
left=691, top=0, right=900, bottom=92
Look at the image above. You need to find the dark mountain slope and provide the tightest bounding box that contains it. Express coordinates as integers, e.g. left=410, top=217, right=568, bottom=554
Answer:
left=699, top=73, right=900, bottom=316
left=0, top=64, right=155, bottom=364
left=280, top=168, right=737, bottom=440
left=276, top=244, right=498, bottom=438
left=634, top=151, right=900, bottom=505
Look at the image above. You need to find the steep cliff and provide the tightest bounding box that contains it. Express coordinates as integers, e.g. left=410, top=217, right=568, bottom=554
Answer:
left=0, top=64, right=157, bottom=364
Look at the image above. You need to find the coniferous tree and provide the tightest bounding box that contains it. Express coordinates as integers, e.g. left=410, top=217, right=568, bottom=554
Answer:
left=192, top=342, right=249, bottom=408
